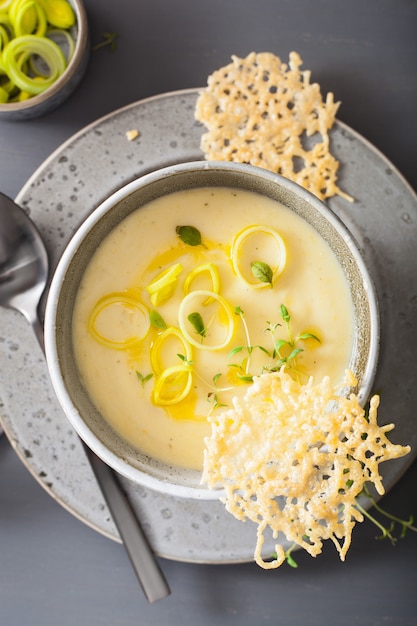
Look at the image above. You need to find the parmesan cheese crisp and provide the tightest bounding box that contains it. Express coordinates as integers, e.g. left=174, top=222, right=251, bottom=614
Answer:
left=202, top=370, right=410, bottom=569
left=195, top=51, right=353, bottom=202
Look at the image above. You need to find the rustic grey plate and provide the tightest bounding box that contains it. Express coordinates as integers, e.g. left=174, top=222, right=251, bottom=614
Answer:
left=0, top=89, right=416, bottom=563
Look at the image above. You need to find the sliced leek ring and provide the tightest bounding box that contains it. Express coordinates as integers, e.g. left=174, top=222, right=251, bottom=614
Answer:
left=2, top=33, right=66, bottom=94
left=11, top=0, right=47, bottom=37
left=0, top=17, right=13, bottom=51
left=150, top=326, right=192, bottom=376
left=178, top=289, right=235, bottom=351
left=39, top=0, right=76, bottom=29
left=88, top=293, right=150, bottom=350
left=230, top=225, right=286, bottom=289
left=145, top=262, right=183, bottom=306
left=183, top=262, right=220, bottom=305
left=153, top=364, right=193, bottom=406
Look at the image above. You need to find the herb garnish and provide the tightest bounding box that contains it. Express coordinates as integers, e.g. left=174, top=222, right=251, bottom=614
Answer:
left=273, top=458, right=417, bottom=568
left=136, top=371, right=153, bottom=387
left=92, top=32, right=119, bottom=52
left=228, top=304, right=318, bottom=384
left=176, top=225, right=202, bottom=246
left=207, top=392, right=228, bottom=412
left=187, top=312, right=207, bottom=338
left=149, top=310, right=167, bottom=330
left=251, top=261, right=273, bottom=287
left=264, top=304, right=320, bottom=377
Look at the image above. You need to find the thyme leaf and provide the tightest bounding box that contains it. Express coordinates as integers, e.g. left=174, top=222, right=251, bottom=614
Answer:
left=251, top=261, right=273, bottom=286
left=188, top=312, right=206, bottom=337
left=149, top=309, right=167, bottom=330
left=136, top=371, right=153, bottom=387
left=92, top=32, right=119, bottom=52
left=176, top=225, right=202, bottom=246
left=207, top=392, right=228, bottom=410
left=213, top=373, right=223, bottom=386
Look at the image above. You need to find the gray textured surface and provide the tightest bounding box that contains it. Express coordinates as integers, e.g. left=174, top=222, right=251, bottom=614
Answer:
left=1, top=0, right=416, bottom=624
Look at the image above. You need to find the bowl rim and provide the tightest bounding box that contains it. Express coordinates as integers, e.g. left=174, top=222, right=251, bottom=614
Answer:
left=0, top=0, right=88, bottom=114
left=44, top=160, right=380, bottom=499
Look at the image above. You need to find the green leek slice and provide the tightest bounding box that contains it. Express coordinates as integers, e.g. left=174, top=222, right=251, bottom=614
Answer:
left=0, top=0, right=75, bottom=102
left=2, top=33, right=66, bottom=94
left=46, top=26, right=74, bottom=61
left=0, top=16, right=14, bottom=52
left=38, top=0, right=74, bottom=29
left=10, top=0, right=47, bottom=37
left=0, top=0, right=13, bottom=10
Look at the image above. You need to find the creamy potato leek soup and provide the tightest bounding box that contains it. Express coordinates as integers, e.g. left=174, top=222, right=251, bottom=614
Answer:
left=72, top=187, right=354, bottom=471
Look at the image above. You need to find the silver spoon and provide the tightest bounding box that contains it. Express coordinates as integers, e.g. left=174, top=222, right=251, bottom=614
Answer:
left=0, top=192, right=170, bottom=603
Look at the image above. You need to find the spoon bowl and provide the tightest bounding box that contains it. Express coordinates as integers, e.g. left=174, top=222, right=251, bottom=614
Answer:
left=0, top=193, right=48, bottom=348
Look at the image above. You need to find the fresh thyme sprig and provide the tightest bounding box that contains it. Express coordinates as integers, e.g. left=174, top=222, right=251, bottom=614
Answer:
left=228, top=304, right=320, bottom=384
left=228, top=306, right=271, bottom=381
left=264, top=304, right=320, bottom=379
left=356, top=484, right=417, bottom=544
left=271, top=484, right=417, bottom=569
left=207, top=392, right=228, bottom=412
left=136, top=370, right=153, bottom=387
left=92, top=32, right=119, bottom=52
left=284, top=543, right=299, bottom=568
left=177, top=354, right=232, bottom=396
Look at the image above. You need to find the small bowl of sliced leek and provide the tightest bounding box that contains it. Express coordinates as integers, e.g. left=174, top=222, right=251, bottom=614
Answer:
left=44, top=161, right=380, bottom=498
left=0, top=0, right=88, bottom=119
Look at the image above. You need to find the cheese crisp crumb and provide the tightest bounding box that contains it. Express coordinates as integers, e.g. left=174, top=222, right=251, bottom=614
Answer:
left=126, top=129, right=139, bottom=141
left=195, top=51, right=353, bottom=202
left=202, top=369, right=410, bottom=569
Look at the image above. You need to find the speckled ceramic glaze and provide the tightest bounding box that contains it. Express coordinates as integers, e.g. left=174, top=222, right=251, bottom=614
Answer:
left=44, top=160, right=379, bottom=499
left=0, top=0, right=89, bottom=120
left=0, top=90, right=416, bottom=563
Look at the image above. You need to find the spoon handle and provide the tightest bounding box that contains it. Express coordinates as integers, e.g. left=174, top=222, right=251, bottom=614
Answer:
left=85, top=446, right=171, bottom=603
left=38, top=325, right=170, bottom=602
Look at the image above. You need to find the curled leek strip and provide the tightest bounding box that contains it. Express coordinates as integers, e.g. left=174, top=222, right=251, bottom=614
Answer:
left=183, top=262, right=220, bottom=305
left=0, top=85, right=8, bottom=102
left=230, top=225, right=287, bottom=289
left=0, top=26, right=9, bottom=53
left=145, top=262, right=183, bottom=306
left=38, top=0, right=75, bottom=29
left=150, top=326, right=192, bottom=376
left=178, top=289, right=235, bottom=351
left=46, top=27, right=75, bottom=61
left=0, top=16, right=14, bottom=51
left=10, top=0, right=47, bottom=37
left=152, top=364, right=193, bottom=406
left=28, top=28, right=74, bottom=76
left=88, top=293, right=150, bottom=350
left=0, top=58, right=14, bottom=94
left=2, top=33, right=66, bottom=94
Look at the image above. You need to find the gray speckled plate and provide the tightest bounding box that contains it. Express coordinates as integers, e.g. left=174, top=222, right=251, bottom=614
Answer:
left=1, top=89, right=416, bottom=564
